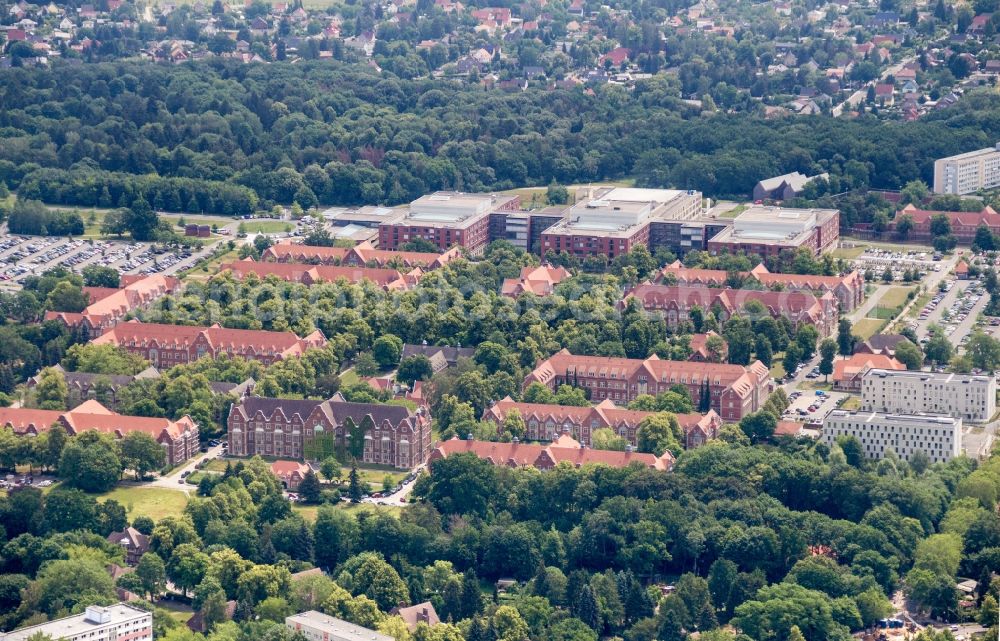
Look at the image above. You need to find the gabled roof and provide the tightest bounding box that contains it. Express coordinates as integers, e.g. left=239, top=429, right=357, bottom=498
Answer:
left=898, top=203, right=1000, bottom=227
left=433, top=437, right=674, bottom=470
left=92, top=321, right=324, bottom=357
left=833, top=354, right=905, bottom=382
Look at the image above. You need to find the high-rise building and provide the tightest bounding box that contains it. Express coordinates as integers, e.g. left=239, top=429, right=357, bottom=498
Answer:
left=861, top=369, right=996, bottom=422
left=822, top=410, right=961, bottom=463
left=0, top=604, right=152, bottom=641
left=933, top=143, right=1000, bottom=195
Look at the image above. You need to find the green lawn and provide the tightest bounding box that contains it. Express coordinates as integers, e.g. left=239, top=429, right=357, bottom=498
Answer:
left=769, top=359, right=786, bottom=381
left=907, top=291, right=933, bottom=317
left=720, top=204, right=747, bottom=218
left=238, top=220, right=294, bottom=234
left=294, top=501, right=402, bottom=522
left=98, top=486, right=190, bottom=521
left=202, top=458, right=231, bottom=472
left=339, top=369, right=361, bottom=386
left=179, top=248, right=238, bottom=283
left=878, top=286, right=914, bottom=310
left=853, top=317, right=888, bottom=340
left=830, top=245, right=867, bottom=260
left=155, top=600, right=195, bottom=625
left=839, top=396, right=862, bottom=411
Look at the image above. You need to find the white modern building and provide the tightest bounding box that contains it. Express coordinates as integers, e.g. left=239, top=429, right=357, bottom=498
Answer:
left=933, top=143, right=1000, bottom=195
left=287, top=611, right=395, bottom=641
left=0, top=604, right=152, bottom=641
left=861, top=369, right=996, bottom=422
left=823, top=410, right=961, bottom=463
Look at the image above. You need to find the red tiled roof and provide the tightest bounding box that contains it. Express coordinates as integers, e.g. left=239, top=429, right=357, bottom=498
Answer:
left=433, top=437, right=674, bottom=470
left=897, top=204, right=1000, bottom=228
left=92, top=320, right=325, bottom=356
left=833, top=354, right=904, bottom=382
left=220, top=259, right=413, bottom=289
left=501, top=264, right=571, bottom=297
left=0, top=407, right=64, bottom=434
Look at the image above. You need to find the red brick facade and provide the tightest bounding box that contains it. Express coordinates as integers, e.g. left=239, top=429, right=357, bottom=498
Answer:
left=91, top=321, right=326, bottom=368
left=539, top=224, right=649, bottom=259
left=524, top=350, right=771, bottom=422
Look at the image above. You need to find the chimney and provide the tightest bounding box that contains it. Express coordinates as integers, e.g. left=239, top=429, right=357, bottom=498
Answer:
left=466, top=432, right=474, bottom=441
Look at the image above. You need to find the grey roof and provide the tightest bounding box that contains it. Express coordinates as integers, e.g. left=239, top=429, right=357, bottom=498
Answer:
left=857, top=333, right=907, bottom=352
left=233, top=396, right=417, bottom=426
left=401, top=343, right=475, bottom=365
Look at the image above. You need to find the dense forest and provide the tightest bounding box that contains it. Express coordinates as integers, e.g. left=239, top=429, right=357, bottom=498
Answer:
left=1, top=60, right=998, bottom=216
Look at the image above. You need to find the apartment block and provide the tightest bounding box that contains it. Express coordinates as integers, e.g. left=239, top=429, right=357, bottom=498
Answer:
left=933, top=143, right=1000, bottom=195
left=0, top=604, right=152, bottom=641
left=378, top=192, right=520, bottom=255
left=861, top=369, right=996, bottom=422
left=488, top=209, right=565, bottom=253
left=287, top=612, right=394, bottom=641
left=524, top=349, right=770, bottom=421
left=823, top=410, right=961, bottom=463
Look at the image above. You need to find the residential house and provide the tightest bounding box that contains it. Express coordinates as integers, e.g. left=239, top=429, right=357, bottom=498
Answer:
left=106, top=527, right=150, bottom=565
left=270, top=460, right=312, bottom=489
left=400, top=343, right=475, bottom=373
left=500, top=264, right=571, bottom=297
left=392, top=603, right=440, bottom=631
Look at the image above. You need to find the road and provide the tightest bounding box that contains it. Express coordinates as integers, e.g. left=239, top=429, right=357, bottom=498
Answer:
left=145, top=444, right=225, bottom=493
left=832, top=56, right=915, bottom=117
left=370, top=466, right=424, bottom=507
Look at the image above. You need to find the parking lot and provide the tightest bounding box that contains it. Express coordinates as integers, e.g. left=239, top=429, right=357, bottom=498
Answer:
left=0, top=233, right=216, bottom=288
left=910, top=277, right=990, bottom=350
left=851, top=248, right=944, bottom=282
left=782, top=385, right=848, bottom=426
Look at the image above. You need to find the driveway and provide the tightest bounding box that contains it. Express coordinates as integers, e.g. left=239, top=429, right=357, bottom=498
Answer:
left=146, top=444, right=225, bottom=493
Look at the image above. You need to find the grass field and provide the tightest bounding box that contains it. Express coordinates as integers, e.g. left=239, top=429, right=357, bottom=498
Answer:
left=853, top=317, right=888, bottom=340
left=339, top=369, right=361, bottom=386
left=879, top=286, right=914, bottom=310
left=908, top=291, right=933, bottom=317
left=839, top=396, right=862, bottom=411
left=769, top=359, right=786, bottom=381
left=179, top=248, right=238, bottom=283
left=831, top=245, right=867, bottom=260
left=156, top=600, right=195, bottom=625
left=203, top=458, right=231, bottom=472
left=238, top=220, right=294, bottom=234
left=294, top=501, right=402, bottom=522
left=98, top=486, right=189, bottom=521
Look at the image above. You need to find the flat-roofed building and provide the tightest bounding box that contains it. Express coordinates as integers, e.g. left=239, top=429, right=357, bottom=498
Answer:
left=539, top=188, right=702, bottom=259
left=287, top=611, right=395, bottom=641
left=488, top=208, right=565, bottom=253
left=823, top=410, right=961, bottom=463
left=707, top=206, right=840, bottom=257
left=933, top=143, right=1000, bottom=195
left=378, top=192, right=520, bottom=255
left=0, top=604, right=152, bottom=641
left=861, top=369, right=996, bottom=422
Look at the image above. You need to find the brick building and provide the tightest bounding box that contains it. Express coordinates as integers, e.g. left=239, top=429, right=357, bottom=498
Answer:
left=261, top=240, right=461, bottom=269
left=0, top=400, right=199, bottom=465
left=885, top=204, right=1000, bottom=244
left=524, top=350, right=770, bottom=421
left=227, top=396, right=431, bottom=469
left=539, top=188, right=702, bottom=259
left=44, top=274, right=182, bottom=338
left=482, top=397, right=722, bottom=449
left=91, top=321, right=326, bottom=368
left=378, top=192, right=521, bottom=255
left=659, top=261, right=865, bottom=312
left=219, top=258, right=418, bottom=290
left=429, top=435, right=675, bottom=471
left=623, top=283, right=838, bottom=336
left=706, top=206, right=840, bottom=257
